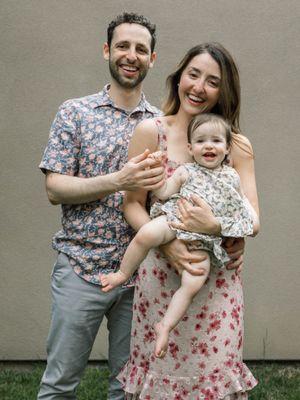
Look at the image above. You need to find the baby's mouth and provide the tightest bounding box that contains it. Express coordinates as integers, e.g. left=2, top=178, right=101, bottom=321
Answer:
left=203, top=152, right=216, bottom=158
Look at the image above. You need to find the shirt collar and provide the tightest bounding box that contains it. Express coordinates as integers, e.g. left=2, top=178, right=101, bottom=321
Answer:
left=90, top=84, right=157, bottom=115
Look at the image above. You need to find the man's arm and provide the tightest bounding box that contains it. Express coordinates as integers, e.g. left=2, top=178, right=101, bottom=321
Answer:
left=46, top=149, right=165, bottom=205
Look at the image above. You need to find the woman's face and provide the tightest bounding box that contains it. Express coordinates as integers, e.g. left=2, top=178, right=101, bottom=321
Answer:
left=178, top=52, right=221, bottom=116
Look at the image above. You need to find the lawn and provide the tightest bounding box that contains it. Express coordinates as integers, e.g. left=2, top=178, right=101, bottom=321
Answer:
left=0, top=362, right=299, bottom=399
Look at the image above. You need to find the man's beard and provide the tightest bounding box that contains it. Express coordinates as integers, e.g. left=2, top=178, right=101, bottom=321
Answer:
left=109, top=59, right=148, bottom=89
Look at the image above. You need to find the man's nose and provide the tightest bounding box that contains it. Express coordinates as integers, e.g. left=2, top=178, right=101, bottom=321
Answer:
left=126, top=48, right=137, bottom=63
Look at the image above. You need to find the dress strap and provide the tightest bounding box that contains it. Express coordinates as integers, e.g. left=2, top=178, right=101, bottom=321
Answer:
left=154, top=119, right=168, bottom=153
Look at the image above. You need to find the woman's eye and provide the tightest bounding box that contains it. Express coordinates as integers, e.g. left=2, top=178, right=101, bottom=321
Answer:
left=208, top=80, right=219, bottom=88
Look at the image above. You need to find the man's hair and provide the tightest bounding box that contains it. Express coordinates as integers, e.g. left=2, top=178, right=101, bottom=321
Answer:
left=107, top=12, right=156, bottom=52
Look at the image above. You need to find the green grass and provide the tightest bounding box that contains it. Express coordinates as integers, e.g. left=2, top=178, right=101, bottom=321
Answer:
left=249, top=363, right=300, bottom=400
left=0, top=363, right=299, bottom=399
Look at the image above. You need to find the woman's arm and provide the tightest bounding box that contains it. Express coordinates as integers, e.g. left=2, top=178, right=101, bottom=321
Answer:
left=223, top=134, right=260, bottom=270
left=231, top=134, right=260, bottom=235
left=123, top=119, right=162, bottom=230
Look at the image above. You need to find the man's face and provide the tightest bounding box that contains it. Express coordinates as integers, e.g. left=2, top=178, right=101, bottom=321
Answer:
left=104, top=23, right=156, bottom=89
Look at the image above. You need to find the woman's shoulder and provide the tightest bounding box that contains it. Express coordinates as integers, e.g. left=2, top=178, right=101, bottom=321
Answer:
left=231, top=132, right=254, bottom=159
left=135, top=117, right=157, bottom=130
left=134, top=116, right=167, bottom=133
left=130, top=117, right=173, bottom=153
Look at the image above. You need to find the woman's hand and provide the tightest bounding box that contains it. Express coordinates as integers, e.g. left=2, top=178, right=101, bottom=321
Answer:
left=170, top=194, right=221, bottom=235
left=223, top=237, right=245, bottom=272
left=159, top=239, right=207, bottom=275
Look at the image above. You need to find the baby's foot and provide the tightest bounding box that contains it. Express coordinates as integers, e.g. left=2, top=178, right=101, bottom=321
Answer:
left=100, top=271, right=127, bottom=292
left=154, top=322, right=170, bottom=358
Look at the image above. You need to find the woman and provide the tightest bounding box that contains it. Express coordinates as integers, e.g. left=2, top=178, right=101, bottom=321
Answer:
left=118, top=43, right=259, bottom=399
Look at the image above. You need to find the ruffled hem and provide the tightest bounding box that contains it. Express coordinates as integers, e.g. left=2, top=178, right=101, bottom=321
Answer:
left=118, top=362, right=257, bottom=400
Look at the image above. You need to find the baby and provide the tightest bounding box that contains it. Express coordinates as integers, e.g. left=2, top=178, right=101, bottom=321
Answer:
left=100, top=113, right=258, bottom=358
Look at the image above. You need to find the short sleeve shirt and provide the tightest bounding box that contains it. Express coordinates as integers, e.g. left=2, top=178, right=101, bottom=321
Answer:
left=40, top=85, right=161, bottom=285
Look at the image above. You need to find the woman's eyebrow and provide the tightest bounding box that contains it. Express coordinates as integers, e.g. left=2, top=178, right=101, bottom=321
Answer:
left=189, top=67, right=221, bottom=80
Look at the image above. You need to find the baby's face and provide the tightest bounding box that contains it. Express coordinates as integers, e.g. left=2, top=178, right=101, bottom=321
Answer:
left=188, top=122, right=229, bottom=169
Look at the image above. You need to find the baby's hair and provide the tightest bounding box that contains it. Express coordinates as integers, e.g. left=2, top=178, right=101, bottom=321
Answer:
left=187, top=113, right=232, bottom=146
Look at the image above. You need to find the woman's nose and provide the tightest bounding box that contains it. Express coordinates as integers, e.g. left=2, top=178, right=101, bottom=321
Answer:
left=194, top=79, right=205, bottom=93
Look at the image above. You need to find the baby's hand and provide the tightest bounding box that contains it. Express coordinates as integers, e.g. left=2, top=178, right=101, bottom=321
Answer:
left=147, top=151, right=164, bottom=164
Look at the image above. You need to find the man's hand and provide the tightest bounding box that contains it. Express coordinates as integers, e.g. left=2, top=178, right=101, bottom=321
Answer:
left=159, top=239, right=207, bottom=275
left=170, top=194, right=221, bottom=235
left=223, top=237, right=245, bottom=272
left=116, top=149, right=165, bottom=191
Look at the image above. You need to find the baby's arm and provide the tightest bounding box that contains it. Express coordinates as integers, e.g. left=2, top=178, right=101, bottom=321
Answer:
left=153, top=165, right=189, bottom=201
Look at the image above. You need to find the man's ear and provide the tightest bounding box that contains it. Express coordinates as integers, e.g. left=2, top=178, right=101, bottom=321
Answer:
left=103, top=43, right=110, bottom=61
left=149, top=51, right=157, bottom=69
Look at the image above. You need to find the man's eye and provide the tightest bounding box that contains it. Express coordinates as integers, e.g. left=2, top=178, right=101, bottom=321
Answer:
left=137, top=48, right=148, bottom=54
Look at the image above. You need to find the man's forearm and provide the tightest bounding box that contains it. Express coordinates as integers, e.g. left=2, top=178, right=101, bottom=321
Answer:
left=46, top=171, right=121, bottom=205
left=46, top=150, right=165, bottom=205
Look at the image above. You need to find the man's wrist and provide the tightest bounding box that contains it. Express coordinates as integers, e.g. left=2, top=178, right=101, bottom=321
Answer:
left=109, top=170, right=122, bottom=192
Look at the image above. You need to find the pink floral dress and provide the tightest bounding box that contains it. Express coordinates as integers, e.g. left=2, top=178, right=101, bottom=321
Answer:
left=118, top=120, right=257, bottom=400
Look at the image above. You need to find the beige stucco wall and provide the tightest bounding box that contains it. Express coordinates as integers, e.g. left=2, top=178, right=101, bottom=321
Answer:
left=1, top=0, right=299, bottom=360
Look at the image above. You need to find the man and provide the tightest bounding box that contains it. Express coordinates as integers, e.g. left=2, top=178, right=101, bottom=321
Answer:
left=38, top=13, right=164, bottom=400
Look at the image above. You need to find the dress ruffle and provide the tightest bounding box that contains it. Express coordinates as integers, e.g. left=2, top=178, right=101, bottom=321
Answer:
left=118, top=362, right=257, bottom=400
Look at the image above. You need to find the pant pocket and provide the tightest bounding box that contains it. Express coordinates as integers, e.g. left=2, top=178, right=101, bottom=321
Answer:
left=51, top=252, right=72, bottom=282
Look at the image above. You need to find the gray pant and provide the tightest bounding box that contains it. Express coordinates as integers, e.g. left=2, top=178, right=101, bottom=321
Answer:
left=37, top=253, right=134, bottom=400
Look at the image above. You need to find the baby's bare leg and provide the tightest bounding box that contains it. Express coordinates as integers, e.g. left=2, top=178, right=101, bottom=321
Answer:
left=100, top=216, right=175, bottom=292
left=155, top=250, right=210, bottom=357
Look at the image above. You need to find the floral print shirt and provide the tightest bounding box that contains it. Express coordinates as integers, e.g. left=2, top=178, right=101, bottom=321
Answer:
left=39, top=85, right=160, bottom=285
